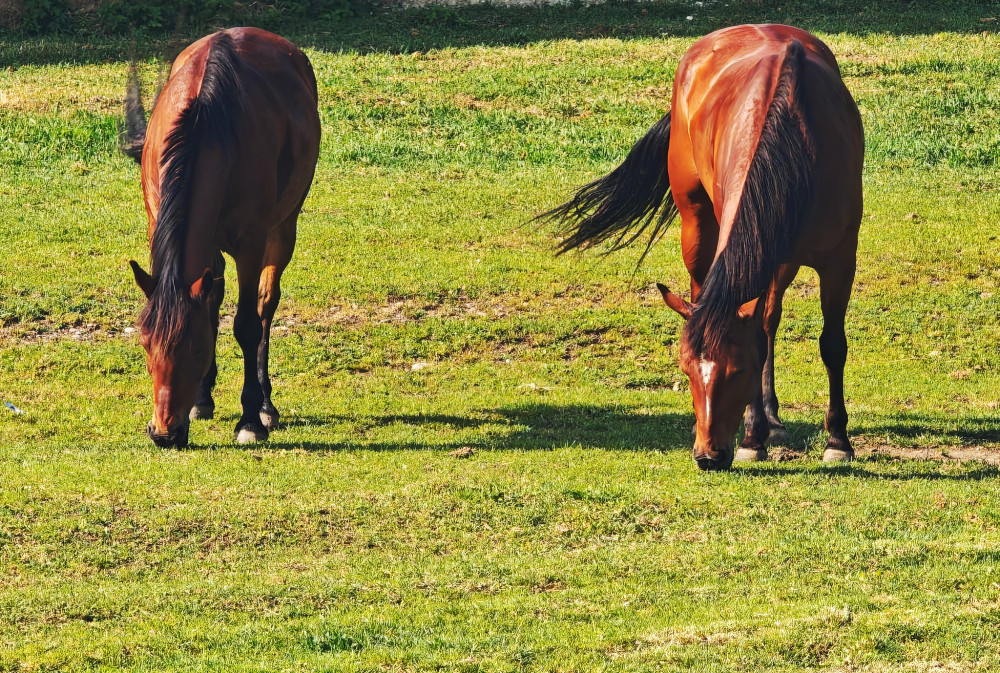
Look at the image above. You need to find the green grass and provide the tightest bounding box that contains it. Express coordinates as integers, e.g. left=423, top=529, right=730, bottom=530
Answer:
left=2, top=1, right=1000, bottom=670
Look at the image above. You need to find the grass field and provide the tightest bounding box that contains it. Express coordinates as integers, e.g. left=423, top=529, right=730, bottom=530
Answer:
left=2, top=1, right=1000, bottom=670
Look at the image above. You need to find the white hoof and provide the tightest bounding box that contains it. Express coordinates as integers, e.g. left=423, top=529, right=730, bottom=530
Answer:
left=235, top=427, right=267, bottom=444
left=260, top=410, right=279, bottom=430
left=823, top=447, right=854, bottom=462
left=734, top=447, right=768, bottom=462
left=767, top=427, right=789, bottom=446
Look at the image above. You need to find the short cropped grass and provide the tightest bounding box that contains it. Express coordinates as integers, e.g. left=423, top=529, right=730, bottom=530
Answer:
left=1, top=1, right=1000, bottom=671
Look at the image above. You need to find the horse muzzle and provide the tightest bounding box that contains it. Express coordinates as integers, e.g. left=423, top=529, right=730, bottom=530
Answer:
left=693, top=443, right=734, bottom=471
left=147, top=420, right=190, bottom=448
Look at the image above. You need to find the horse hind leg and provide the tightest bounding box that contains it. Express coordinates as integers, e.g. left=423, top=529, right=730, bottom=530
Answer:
left=817, top=259, right=856, bottom=462
left=190, top=251, right=226, bottom=421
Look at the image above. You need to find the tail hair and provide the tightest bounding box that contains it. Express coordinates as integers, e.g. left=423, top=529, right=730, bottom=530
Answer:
left=688, top=40, right=815, bottom=356
left=538, top=112, right=678, bottom=266
left=119, top=62, right=147, bottom=163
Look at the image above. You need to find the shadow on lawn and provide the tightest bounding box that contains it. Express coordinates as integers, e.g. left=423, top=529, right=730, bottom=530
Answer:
left=3, top=0, right=998, bottom=67
left=854, top=413, right=1000, bottom=445
left=739, top=461, right=1000, bottom=480
left=269, top=402, right=694, bottom=452
left=259, top=406, right=1000, bottom=479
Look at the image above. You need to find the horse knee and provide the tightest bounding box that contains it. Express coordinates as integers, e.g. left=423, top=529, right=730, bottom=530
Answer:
left=258, top=286, right=281, bottom=314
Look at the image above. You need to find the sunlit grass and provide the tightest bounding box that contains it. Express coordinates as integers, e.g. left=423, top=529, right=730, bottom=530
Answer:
left=1, top=2, right=1000, bottom=670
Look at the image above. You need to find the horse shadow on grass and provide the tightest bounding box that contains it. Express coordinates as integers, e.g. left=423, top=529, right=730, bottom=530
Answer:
left=253, top=405, right=1000, bottom=480
left=260, top=402, right=694, bottom=453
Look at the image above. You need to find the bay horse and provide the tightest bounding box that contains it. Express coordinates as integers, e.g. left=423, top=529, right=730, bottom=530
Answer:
left=543, top=25, right=864, bottom=470
left=121, top=28, right=321, bottom=447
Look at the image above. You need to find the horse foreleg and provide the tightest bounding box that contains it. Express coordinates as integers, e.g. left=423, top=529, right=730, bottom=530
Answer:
left=257, top=216, right=297, bottom=431
left=817, top=260, right=856, bottom=462
left=760, top=263, right=800, bottom=446
left=233, top=252, right=268, bottom=444
left=256, top=267, right=281, bottom=431
left=191, top=251, right=226, bottom=421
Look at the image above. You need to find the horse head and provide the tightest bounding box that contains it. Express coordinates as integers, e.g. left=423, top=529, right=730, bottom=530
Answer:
left=657, top=284, right=766, bottom=471
left=130, top=261, right=215, bottom=448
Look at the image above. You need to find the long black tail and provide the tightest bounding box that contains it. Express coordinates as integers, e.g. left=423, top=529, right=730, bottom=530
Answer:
left=539, top=112, right=677, bottom=263
left=119, top=63, right=147, bottom=163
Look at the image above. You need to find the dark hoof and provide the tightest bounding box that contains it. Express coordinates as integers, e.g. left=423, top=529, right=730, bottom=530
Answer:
left=190, top=404, right=214, bottom=421
left=260, top=408, right=279, bottom=431
left=235, top=422, right=268, bottom=444
left=766, top=426, right=789, bottom=447
left=823, top=438, right=854, bottom=462
left=735, top=446, right=768, bottom=462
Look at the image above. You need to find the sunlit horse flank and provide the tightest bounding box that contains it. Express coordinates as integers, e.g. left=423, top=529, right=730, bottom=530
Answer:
left=543, top=25, right=864, bottom=470
left=122, top=28, right=321, bottom=447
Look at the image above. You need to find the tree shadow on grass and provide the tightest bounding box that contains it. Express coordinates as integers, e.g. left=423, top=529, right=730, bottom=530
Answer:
left=737, top=461, right=1000, bottom=481
left=853, top=413, right=1000, bottom=445
left=3, top=0, right=999, bottom=67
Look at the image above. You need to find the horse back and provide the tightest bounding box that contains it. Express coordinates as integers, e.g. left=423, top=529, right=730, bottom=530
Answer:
left=670, top=24, right=863, bottom=260
left=141, top=28, right=321, bottom=248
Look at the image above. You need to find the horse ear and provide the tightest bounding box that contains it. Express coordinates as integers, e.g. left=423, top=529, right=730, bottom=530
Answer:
left=189, top=268, right=214, bottom=303
left=129, top=260, right=155, bottom=299
left=737, top=296, right=766, bottom=321
left=656, top=283, right=693, bottom=320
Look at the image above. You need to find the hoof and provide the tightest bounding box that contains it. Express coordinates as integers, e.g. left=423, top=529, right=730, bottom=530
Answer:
left=189, top=404, right=214, bottom=421
left=260, top=408, right=279, bottom=430
left=766, top=426, right=789, bottom=447
left=823, top=438, right=854, bottom=462
left=735, top=447, right=769, bottom=462
left=235, top=425, right=268, bottom=444
left=823, top=447, right=854, bottom=462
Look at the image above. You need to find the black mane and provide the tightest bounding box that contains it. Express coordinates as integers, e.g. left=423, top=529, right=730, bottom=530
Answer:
left=687, top=40, right=816, bottom=356
left=140, top=32, right=242, bottom=346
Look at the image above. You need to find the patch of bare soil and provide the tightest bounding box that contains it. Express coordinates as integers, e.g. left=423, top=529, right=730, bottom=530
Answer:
left=854, top=436, right=1000, bottom=466
left=0, top=321, right=130, bottom=344
left=275, top=291, right=640, bottom=330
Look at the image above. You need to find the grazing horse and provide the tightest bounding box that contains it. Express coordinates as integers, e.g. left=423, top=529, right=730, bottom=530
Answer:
left=121, top=28, right=321, bottom=447
left=542, top=25, right=863, bottom=470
